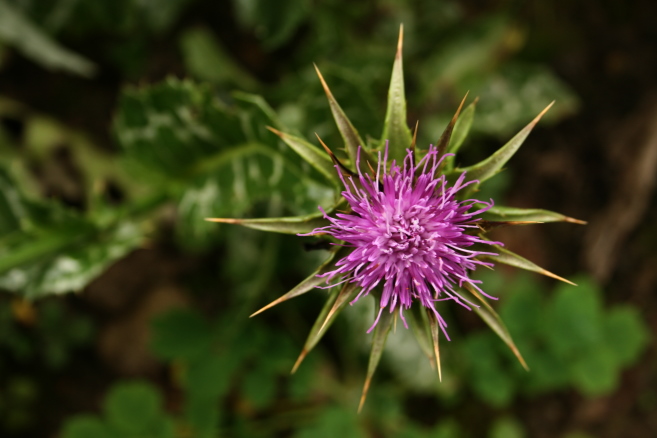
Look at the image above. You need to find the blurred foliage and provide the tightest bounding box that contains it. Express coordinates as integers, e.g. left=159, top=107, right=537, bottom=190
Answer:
left=0, top=0, right=651, bottom=437
left=0, top=0, right=95, bottom=76
left=115, top=79, right=334, bottom=247
left=60, top=381, right=176, bottom=438
left=58, top=308, right=366, bottom=438
left=488, top=417, right=526, bottom=438
left=0, top=77, right=334, bottom=296
left=461, top=272, right=650, bottom=406
left=58, top=303, right=526, bottom=438
left=0, top=375, right=39, bottom=433
left=0, top=297, right=93, bottom=433
left=0, top=162, right=145, bottom=298
left=54, top=269, right=649, bottom=437
left=0, top=0, right=580, bottom=297
left=0, top=298, right=93, bottom=370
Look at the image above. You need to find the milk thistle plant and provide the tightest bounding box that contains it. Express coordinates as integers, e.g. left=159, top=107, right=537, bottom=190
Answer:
left=208, top=26, right=584, bottom=409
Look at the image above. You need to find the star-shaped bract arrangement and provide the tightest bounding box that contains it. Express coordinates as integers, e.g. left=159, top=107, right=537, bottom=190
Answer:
left=304, top=143, right=500, bottom=337
left=207, top=26, right=585, bottom=410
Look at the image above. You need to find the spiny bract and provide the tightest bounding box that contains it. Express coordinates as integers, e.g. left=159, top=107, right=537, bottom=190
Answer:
left=207, top=25, right=584, bottom=410
left=304, top=145, right=499, bottom=338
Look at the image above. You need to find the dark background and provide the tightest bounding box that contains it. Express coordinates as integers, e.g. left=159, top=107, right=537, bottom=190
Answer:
left=0, top=1, right=656, bottom=437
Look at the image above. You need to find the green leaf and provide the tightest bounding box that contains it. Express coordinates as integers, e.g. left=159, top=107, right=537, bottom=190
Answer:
left=359, top=307, right=394, bottom=412
left=242, top=361, right=278, bottom=408
left=232, top=0, right=310, bottom=50
left=0, top=221, right=91, bottom=275
left=519, top=345, right=570, bottom=393
left=455, top=103, right=553, bottom=190
left=104, top=381, right=163, bottom=433
left=498, top=280, right=545, bottom=339
left=177, top=142, right=333, bottom=248
left=475, top=368, right=516, bottom=407
left=179, top=27, right=258, bottom=88
left=2, top=167, right=132, bottom=297
left=463, top=333, right=516, bottom=407
left=396, top=424, right=431, bottom=438
left=151, top=309, right=213, bottom=361
left=544, top=277, right=603, bottom=358
left=293, top=405, right=366, bottom=438
left=419, top=16, right=577, bottom=137
left=482, top=205, right=586, bottom=224
left=379, top=26, right=413, bottom=163
left=115, top=78, right=234, bottom=179
left=60, top=416, right=113, bottom=438
left=0, top=221, right=143, bottom=298
left=433, top=419, right=463, bottom=438
left=463, top=329, right=499, bottom=370
left=184, top=393, right=220, bottom=438
left=420, top=16, right=511, bottom=91
left=489, top=417, right=526, bottom=438
left=472, top=63, right=579, bottom=137
left=0, top=167, right=25, bottom=236
left=184, top=353, right=235, bottom=400
left=138, top=0, right=192, bottom=33
left=233, top=91, right=282, bottom=132
left=1, top=164, right=98, bottom=275
left=0, top=1, right=96, bottom=77
left=569, top=346, right=618, bottom=397
left=604, top=306, right=650, bottom=367
left=116, top=78, right=333, bottom=248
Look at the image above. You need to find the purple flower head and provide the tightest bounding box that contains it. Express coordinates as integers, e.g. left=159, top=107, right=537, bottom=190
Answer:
left=306, top=144, right=500, bottom=338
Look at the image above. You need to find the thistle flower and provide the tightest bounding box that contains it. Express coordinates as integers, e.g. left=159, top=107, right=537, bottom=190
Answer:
left=306, top=144, right=499, bottom=338
left=207, top=25, right=584, bottom=409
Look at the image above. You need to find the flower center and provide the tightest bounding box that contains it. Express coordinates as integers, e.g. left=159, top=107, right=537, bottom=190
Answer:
left=375, top=207, right=436, bottom=265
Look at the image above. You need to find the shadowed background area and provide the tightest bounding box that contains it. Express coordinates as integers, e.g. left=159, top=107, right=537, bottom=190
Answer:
left=0, top=1, right=656, bottom=437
